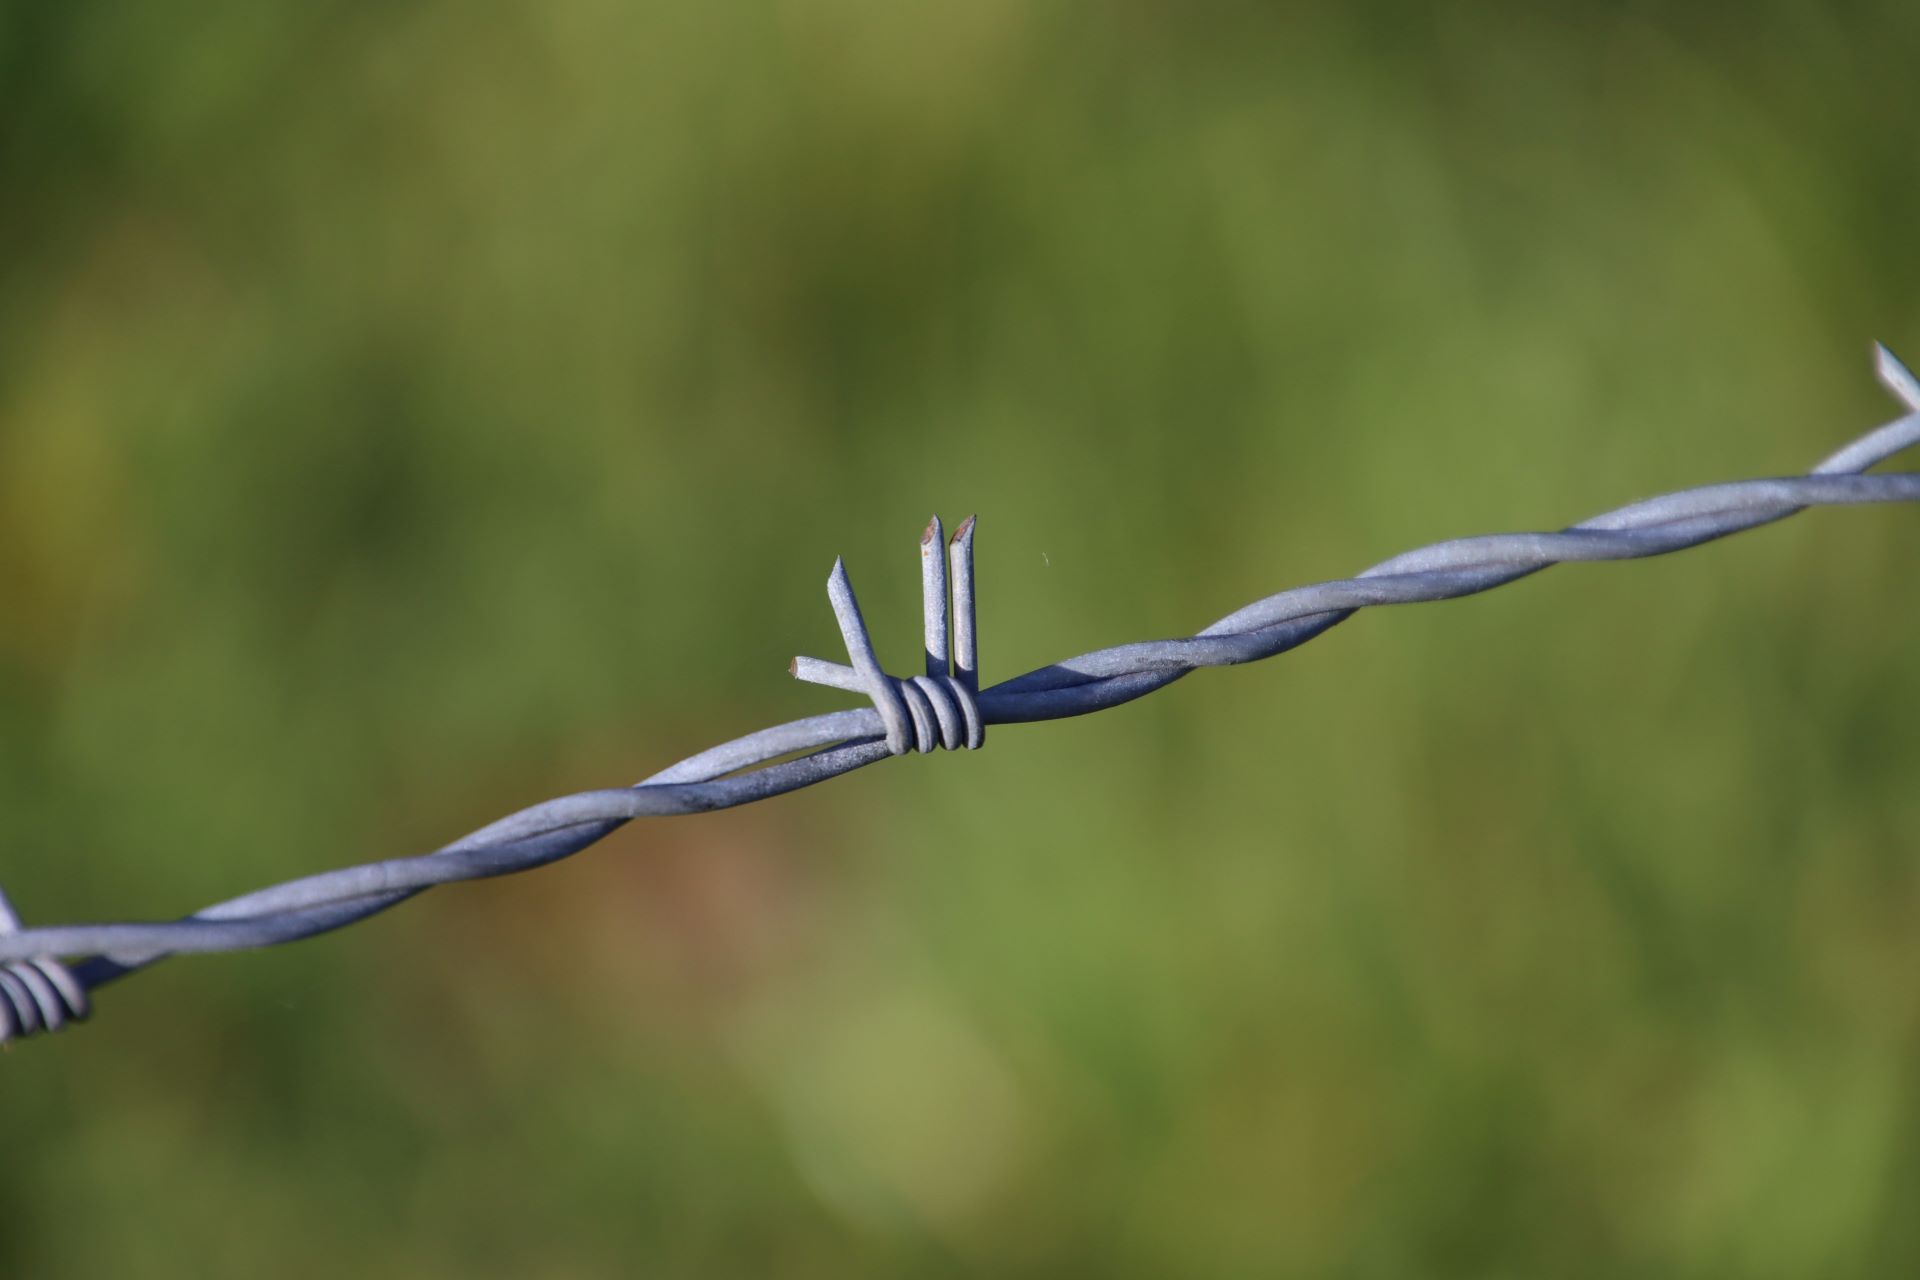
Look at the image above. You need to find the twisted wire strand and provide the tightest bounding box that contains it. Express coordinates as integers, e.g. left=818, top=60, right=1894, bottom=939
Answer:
left=1, top=346, right=1916, bottom=1042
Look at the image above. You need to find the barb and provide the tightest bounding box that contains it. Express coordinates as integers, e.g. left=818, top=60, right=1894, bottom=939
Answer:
left=789, top=517, right=984, bottom=755
left=2, top=347, right=1917, bottom=1044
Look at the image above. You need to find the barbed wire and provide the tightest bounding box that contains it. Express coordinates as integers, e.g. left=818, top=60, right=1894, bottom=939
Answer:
left=4, top=346, right=1918, bottom=1046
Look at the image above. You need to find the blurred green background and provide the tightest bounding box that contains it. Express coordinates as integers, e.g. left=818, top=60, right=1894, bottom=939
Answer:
left=4, top=2, right=1918, bottom=1276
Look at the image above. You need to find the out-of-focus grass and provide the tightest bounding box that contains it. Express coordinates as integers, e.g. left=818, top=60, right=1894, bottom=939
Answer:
left=3, top=3, right=1918, bottom=1276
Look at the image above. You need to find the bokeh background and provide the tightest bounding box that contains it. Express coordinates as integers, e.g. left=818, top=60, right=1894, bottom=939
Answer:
left=4, top=3, right=1919, bottom=1276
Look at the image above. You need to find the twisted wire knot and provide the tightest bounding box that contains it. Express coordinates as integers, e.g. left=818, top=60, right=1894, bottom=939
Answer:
left=792, top=515, right=983, bottom=755
left=0, top=884, right=88, bottom=1045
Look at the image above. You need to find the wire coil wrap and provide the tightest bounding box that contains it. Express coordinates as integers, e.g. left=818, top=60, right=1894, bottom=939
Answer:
left=0, top=886, right=88, bottom=1044
left=0, top=958, right=89, bottom=1043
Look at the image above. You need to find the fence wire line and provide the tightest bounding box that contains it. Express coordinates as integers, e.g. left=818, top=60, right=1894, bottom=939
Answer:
left=2, top=347, right=1918, bottom=1043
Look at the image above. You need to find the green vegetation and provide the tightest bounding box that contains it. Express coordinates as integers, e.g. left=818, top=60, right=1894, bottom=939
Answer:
left=3, top=3, right=1917, bottom=1275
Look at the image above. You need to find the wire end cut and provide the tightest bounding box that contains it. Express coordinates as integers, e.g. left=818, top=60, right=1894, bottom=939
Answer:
left=1874, top=342, right=1920, bottom=413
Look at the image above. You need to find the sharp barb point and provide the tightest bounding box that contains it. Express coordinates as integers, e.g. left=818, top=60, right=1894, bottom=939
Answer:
left=1874, top=342, right=1920, bottom=412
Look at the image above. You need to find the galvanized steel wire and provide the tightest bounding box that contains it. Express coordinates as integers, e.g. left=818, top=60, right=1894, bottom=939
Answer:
left=3, top=347, right=1918, bottom=1045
